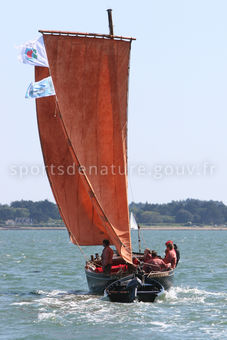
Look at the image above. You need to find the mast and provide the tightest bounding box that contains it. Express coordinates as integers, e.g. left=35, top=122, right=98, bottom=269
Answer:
left=107, top=9, right=114, bottom=36
left=138, top=224, right=141, bottom=253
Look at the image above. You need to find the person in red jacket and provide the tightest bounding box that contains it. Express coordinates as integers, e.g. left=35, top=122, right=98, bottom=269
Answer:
left=143, top=251, right=170, bottom=273
left=101, top=239, right=114, bottom=274
left=163, top=243, right=177, bottom=269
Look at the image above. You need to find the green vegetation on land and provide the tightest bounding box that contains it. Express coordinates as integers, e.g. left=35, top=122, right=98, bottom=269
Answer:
left=1, top=198, right=227, bottom=227
left=130, top=199, right=227, bottom=226
left=0, top=200, right=62, bottom=226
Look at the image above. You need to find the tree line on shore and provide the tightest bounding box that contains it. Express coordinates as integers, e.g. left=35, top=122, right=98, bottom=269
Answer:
left=129, top=199, right=227, bottom=225
left=0, top=200, right=60, bottom=225
left=1, top=198, right=227, bottom=226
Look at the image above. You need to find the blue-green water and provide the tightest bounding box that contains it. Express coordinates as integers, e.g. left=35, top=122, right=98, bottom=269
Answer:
left=0, top=229, right=226, bottom=340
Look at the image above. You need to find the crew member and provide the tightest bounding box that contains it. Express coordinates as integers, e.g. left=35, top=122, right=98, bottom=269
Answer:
left=143, top=248, right=152, bottom=262
left=143, top=250, right=170, bottom=273
left=164, top=240, right=180, bottom=266
left=101, top=239, right=114, bottom=274
left=163, top=242, right=177, bottom=269
left=165, top=240, right=173, bottom=254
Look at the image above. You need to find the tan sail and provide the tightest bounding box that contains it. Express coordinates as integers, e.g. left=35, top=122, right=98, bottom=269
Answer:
left=36, top=32, right=133, bottom=263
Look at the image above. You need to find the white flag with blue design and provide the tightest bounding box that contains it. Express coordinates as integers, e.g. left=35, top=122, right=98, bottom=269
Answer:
left=18, top=36, right=48, bottom=67
left=25, top=76, right=55, bottom=99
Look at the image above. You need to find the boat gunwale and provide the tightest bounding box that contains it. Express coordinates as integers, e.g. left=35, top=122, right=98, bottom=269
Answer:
left=147, top=269, right=174, bottom=278
left=85, top=267, right=128, bottom=280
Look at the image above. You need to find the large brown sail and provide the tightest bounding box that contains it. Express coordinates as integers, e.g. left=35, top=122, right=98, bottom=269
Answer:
left=36, top=32, right=133, bottom=263
left=35, top=66, right=111, bottom=246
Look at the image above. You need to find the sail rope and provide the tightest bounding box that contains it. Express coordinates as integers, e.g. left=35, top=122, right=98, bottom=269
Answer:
left=128, top=175, right=135, bottom=204
left=128, top=166, right=148, bottom=253
left=140, top=228, right=148, bottom=249
left=69, top=232, right=89, bottom=262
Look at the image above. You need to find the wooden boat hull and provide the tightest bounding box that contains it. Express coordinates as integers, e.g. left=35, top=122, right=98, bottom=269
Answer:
left=85, top=268, right=130, bottom=295
left=85, top=268, right=174, bottom=294
left=145, top=269, right=174, bottom=290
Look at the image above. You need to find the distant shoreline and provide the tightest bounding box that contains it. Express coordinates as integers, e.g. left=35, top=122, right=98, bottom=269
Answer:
left=0, top=226, right=226, bottom=231
left=0, top=226, right=65, bottom=230
left=141, top=226, right=227, bottom=231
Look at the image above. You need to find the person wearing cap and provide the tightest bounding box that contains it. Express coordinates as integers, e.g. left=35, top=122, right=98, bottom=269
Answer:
left=143, top=250, right=170, bottom=273
left=101, top=239, right=114, bottom=274
left=165, top=240, right=173, bottom=253
left=164, top=240, right=180, bottom=266
left=163, top=242, right=177, bottom=269
left=165, top=240, right=173, bottom=246
left=164, top=240, right=172, bottom=258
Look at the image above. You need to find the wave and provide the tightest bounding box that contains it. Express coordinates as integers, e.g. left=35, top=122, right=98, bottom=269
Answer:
left=35, top=289, right=90, bottom=297
left=11, top=301, right=33, bottom=306
left=38, top=312, right=56, bottom=321
left=158, top=285, right=227, bottom=305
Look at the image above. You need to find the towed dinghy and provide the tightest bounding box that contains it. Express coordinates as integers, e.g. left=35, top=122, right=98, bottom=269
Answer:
left=105, top=274, right=164, bottom=303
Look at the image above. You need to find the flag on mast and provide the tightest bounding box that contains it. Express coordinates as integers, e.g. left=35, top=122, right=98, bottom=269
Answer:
left=25, top=76, right=55, bottom=99
left=18, top=36, right=48, bottom=67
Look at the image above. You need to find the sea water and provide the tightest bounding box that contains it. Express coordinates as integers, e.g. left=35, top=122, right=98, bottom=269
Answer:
left=0, top=229, right=226, bottom=340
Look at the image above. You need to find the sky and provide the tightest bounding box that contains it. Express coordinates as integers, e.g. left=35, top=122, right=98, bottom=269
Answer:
left=1, top=0, right=227, bottom=205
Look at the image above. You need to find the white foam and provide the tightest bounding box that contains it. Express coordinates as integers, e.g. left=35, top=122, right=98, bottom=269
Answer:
left=149, top=321, right=169, bottom=329
left=35, top=289, right=68, bottom=297
left=38, top=312, right=56, bottom=321
left=173, top=286, right=225, bottom=297
left=11, top=302, right=32, bottom=306
left=161, top=286, right=226, bottom=305
left=47, top=289, right=68, bottom=296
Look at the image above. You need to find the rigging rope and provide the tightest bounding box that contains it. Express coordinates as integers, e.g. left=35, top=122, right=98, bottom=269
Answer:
left=140, top=228, right=149, bottom=249
left=68, top=231, right=89, bottom=262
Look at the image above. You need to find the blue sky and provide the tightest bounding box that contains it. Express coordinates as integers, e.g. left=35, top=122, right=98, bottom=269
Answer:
left=1, top=0, right=227, bottom=204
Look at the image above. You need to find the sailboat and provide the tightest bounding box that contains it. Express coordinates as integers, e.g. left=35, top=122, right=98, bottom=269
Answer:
left=21, top=10, right=174, bottom=294
left=130, top=212, right=138, bottom=230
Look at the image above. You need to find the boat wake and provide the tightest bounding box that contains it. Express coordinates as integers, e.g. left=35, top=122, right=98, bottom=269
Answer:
left=158, top=285, right=227, bottom=305
left=7, top=285, right=227, bottom=339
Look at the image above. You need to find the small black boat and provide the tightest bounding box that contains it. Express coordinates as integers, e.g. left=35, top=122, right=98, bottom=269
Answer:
left=136, top=281, right=164, bottom=302
left=105, top=275, right=140, bottom=303
left=105, top=274, right=164, bottom=303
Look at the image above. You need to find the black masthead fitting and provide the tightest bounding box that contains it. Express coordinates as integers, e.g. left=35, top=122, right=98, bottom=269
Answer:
left=107, top=9, right=114, bottom=36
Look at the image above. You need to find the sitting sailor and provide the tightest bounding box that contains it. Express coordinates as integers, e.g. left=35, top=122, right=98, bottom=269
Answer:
left=101, top=239, right=114, bottom=274
left=143, top=248, right=152, bottom=262
left=163, top=242, right=177, bottom=269
left=143, top=250, right=170, bottom=273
